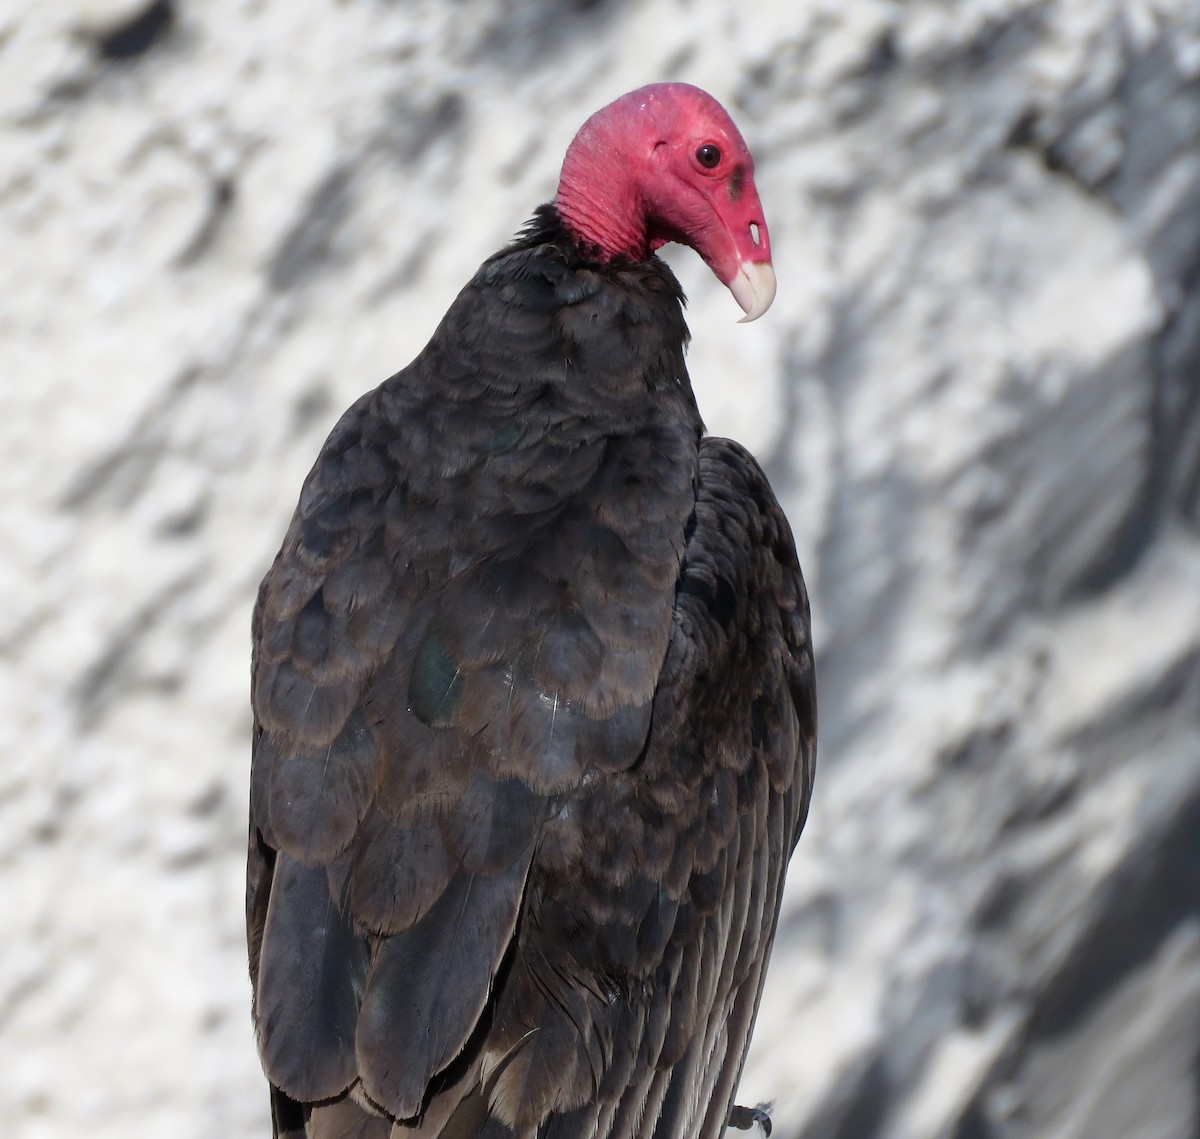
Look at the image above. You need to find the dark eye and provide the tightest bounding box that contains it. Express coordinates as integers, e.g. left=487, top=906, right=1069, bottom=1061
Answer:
left=696, top=144, right=721, bottom=169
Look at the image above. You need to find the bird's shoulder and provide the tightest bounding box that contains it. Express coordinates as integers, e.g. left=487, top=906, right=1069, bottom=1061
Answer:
left=533, top=433, right=815, bottom=905
left=680, top=437, right=816, bottom=825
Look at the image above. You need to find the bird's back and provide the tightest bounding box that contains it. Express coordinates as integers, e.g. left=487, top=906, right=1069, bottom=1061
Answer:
left=248, top=209, right=814, bottom=1139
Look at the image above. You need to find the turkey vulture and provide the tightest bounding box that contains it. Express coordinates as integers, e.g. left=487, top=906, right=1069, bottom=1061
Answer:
left=248, top=83, right=816, bottom=1139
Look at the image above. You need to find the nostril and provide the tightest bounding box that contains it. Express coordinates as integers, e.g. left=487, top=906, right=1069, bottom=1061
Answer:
left=750, top=222, right=760, bottom=246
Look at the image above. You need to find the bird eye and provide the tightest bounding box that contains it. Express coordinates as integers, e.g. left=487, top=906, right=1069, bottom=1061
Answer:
left=696, top=144, right=721, bottom=169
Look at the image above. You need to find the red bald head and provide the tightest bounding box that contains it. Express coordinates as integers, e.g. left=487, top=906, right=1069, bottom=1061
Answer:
left=555, top=83, right=775, bottom=321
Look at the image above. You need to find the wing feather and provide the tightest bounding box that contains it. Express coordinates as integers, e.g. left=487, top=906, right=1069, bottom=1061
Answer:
left=347, top=807, right=455, bottom=935
left=356, top=855, right=533, bottom=1119
left=256, top=854, right=370, bottom=1101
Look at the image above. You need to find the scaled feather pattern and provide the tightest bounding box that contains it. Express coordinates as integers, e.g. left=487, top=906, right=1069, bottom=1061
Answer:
left=248, top=83, right=816, bottom=1139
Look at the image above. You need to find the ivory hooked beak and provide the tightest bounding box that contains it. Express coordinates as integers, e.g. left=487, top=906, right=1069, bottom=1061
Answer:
left=729, top=260, right=777, bottom=323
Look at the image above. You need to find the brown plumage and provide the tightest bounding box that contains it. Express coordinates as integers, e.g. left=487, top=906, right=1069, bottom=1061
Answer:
left=248, top=84, right=815, bottom=1139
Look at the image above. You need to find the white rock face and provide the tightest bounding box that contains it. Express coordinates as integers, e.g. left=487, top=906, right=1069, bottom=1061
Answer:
left=3, top=2, right=1199, bottom=1137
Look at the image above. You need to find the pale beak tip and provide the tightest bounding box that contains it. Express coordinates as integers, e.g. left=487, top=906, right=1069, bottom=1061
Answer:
left=730, top=260, right=777, bottom=323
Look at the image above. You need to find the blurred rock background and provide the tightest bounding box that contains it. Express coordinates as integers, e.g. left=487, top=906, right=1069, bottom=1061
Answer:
left=3, top=0, right=1200, bottom=1136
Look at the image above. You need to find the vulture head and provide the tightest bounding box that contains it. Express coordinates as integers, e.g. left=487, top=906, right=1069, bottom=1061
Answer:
left=555, top=82, right=776, bottom=322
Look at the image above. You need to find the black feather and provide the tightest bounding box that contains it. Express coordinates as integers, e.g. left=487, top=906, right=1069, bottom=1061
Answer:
left=247, top=205, right=815, bottom=1139
left=256, top=854, right=369, bottom=1101
left=356, top=855, right=533, bottom=1119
